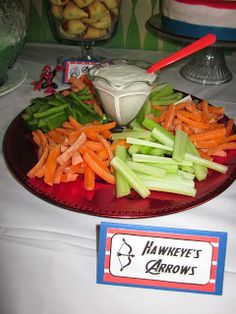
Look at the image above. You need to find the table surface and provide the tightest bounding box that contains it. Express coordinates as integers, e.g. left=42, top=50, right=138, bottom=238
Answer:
left=0, top=43, right=236, bottom=314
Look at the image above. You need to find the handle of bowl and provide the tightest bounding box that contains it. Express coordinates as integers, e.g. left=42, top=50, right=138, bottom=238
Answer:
left=147, top=33, right=217, bottom=74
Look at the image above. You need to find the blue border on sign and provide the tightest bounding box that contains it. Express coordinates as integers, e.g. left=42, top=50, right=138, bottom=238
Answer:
left=97, top=222, right=227, bottom=295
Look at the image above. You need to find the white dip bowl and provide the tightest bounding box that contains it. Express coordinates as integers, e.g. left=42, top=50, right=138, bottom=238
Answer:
left=88, top=59, right=159, bottom=125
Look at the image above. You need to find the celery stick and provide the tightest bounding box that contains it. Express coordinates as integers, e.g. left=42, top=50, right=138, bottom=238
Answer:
left=149, top=82, right=172, bottom=95
left=180, top=165, right=195, bottom=173
left=186, top=139, right=208, bottom=181
left=127, top=161, right=166, bottom=178
left=110, top=157, right=150, bottom=199
left=140, top=177, right=196, bottom=197
left=114, top=146, right=131, bottom=198
left=112, top=130, right=151, bottom=141
left=140, top=146, right=152, bottom=155
left=149, top=83, right=174, bottom=100
left=150, top=98, right=181, bottom=106
left=178, top=170, right=195, bottom=180
left=132, top=126, right=146, bottom=132
left=128, top=144, right=141, bottom=156
left=151, top=128, right=175, bottom=147
left=147, top=163, right=178, bottom=174
left=172, top=130, right=188, bottom=162
left=126, top=137, right=173, bottom=152
left=150, top=148, right=167, bottom=156
left=132, top=154, right=193, bottom=166
left=142, top=118, right=175, bottom=146
left=129, top=120, right=142, bottom=129
left=157, top=92, right=183, bottom=101
left=137, top=173, right=195, bottom=187
left=136, top=99, right=152, bottom=124
left=174, top=95, right=192, bottom=104
left=184, top=153, right=228, bottom=174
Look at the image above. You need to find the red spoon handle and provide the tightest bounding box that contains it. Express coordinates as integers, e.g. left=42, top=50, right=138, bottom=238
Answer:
left=147, top=33, right=216, bottom=74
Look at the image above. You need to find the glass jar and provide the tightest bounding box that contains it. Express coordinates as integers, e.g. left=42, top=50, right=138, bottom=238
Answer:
left=0, top=0, right=27, bottom=86
left=47, top=0, right=122, bottom=60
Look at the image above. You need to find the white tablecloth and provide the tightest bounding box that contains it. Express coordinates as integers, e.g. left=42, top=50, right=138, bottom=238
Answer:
left=0, top=43, right=236, bottom=314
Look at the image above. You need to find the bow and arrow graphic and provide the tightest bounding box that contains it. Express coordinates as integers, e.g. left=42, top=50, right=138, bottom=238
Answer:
left=117, top=238, right=135, bottom=271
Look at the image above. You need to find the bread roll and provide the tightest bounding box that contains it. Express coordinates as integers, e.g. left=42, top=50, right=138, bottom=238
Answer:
left=62, top=19, right=86, bottom=35
left=63, top=1, right=88, bottom=19
left=83, top=25, right=107, bottom=38
left=91, top=12, right=112, bottom=29
left=50, top=0, right=69, bottom=6
left=102, top=0, right=119, bottom=10
left=72, top=0, right=94, bottom=8
left=82, top=0, right=108, bottom=24
left=51, top=5, right=64, bottom=18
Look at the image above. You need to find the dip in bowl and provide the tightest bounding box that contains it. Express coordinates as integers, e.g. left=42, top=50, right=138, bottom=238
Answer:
left=88, top=59, right=159, bottom=125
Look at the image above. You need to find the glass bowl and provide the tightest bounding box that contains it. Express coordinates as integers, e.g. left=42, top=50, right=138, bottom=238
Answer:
left=88, top=59, right=159, bottom=125
left=47, top=0, right=122, bottom=60
left=0, top=0, right=26, bottom=86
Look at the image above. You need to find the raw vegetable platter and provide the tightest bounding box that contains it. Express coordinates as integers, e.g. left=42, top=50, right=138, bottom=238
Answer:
left=3, top=80, right=236, bottom=218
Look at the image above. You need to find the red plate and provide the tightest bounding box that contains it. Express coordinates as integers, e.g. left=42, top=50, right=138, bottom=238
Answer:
left=3, top=103, right=236, bottom=218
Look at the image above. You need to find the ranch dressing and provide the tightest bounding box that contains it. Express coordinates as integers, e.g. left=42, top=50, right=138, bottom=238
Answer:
left=91, top=64, right=157, bottom=125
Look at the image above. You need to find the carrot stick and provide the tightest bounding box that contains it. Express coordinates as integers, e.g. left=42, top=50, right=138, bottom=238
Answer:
left=53, top=165, right=64, bottom=184
left=201, top=100, right=211, bottom=123
left=176, top=112, right=210, bottom=129
left=208, top=106, right=224, bottom=115
left=98, top=149, right=109, bottom=161
left=27, top=145, right=49, bottom=178
left=57, top=132, right=86, bottom=166
left=61, top=90, right=71, bottom=97
left=63, top=121, right=75, bottom=129
left=69, top=121, right=116, bottom=144
left=85, top=140, right=104, bottom=152
left=225, top=118, right=234, bottom=137
left=223, top=134, right=236, bottom=143
left=35, top=164, right=46, bottom=178
left=174, top=102, right=187, bottom=111
left=152, top=105, right=167, bottom=111
left=32, top=131, right=41, bottom=146
left=177, top=110, right=203, bottom=122
left=69, top=116, right=82, bottom=129
left=36, top=129, right=48, bottom=148
left=60, top=173, right=79, bottom=183
left=84, top=166, right=95, bottom=191
left=162, top=104, right=175, bottom=130
left=198, top=149, right=213, bottom=161
left=47, top=130, right=65, bottom=144
left=194, top=139, right=221, bottom=149
left=71, top=151, right=83, bottom=165
left=189, top=127, right=226, bottom=142
left=80, top=146, right=110, bottom=173
left=96, top=134, right=113, bottom=161
left=153, top=111, right=166, bottom=124
left=82, top=152, right=115, bottom=184
left=69, top=76, right=87, bottom=91
left=211, top=150, right=227, bottom=157
left=110, top=139, right=129, bottom=151
left=64, top=163, right=85, bottom=174
left=44, top=145, right=61, bottom=186
left=54, top=128, right=73, bottom=136
left=206, top=142, right=236, bottom=156
left=185, top=102, right=197, bottom=112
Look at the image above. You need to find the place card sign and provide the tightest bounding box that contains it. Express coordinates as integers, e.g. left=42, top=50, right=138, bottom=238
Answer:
left=62, top=59, right=97, bottom=83
left=97, top=222, right=227, bottom=295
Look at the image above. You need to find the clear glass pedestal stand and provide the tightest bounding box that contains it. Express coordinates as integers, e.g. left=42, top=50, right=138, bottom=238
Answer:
left=180, top=46, right=232, bottom=85
left=146, top=15, right=235, bottom=85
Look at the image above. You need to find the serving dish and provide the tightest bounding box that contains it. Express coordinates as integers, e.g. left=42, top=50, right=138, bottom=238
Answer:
left=3, top=91, right=236, bottom=218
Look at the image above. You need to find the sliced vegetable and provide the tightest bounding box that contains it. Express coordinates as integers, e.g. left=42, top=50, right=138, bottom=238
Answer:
left=110, top=156, right=150, bottom=199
